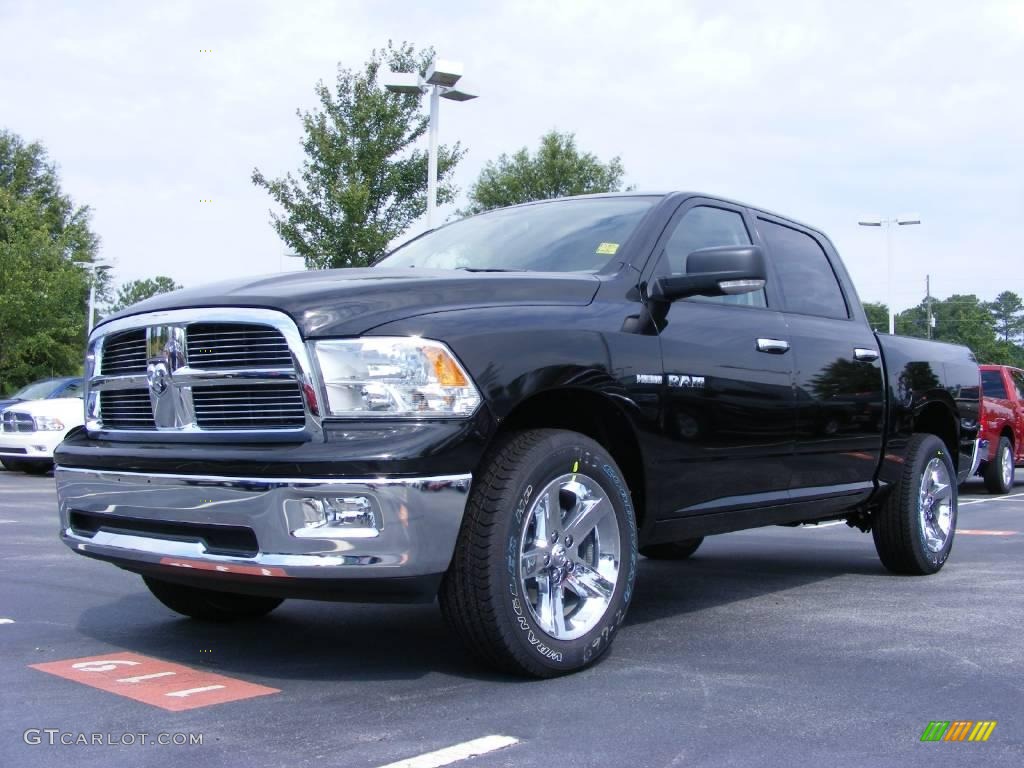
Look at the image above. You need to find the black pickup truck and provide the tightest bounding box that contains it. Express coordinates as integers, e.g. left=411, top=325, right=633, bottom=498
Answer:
left=56, top=192, right=981, bottom=677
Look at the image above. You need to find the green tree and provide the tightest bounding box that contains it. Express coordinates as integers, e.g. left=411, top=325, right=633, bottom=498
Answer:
left=107, top=276, right=182, bottom=314
left=0, top=130, right=104, bottom=394
left=987, top=291, right=1024, bottom=343
left=252, top=41, right=465, bottom=270
left=863, top=301, right=889, bottom=333
left=463, top=130, right=627, bottom=215
left=896, top=294, right=1007, bottom=362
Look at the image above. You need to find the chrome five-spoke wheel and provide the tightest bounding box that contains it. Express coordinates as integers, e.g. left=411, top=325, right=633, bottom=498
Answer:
left=919, top=457, right=953, bottom=552
left=519, top=473, right=620, bottom=641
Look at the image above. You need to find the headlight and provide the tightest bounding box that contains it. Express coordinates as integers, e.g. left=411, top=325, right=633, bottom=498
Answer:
left=313, top=337, right=481, bottom=418
left=33, top=415, right=65, bottom=431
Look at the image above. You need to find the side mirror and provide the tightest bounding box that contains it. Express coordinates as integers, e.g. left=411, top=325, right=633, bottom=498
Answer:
left=649, top=245, right=767, bottom=302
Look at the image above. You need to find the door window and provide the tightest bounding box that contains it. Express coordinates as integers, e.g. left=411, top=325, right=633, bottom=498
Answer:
left=758, top=219, right=848, bottom=319
left=982, top=370, right=1009, bottom=399
left=657, top=206, right=765, bottom=307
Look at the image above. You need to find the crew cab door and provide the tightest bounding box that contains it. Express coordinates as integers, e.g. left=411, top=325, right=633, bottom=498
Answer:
left=752, top=215, right=885, bottom=506
left=1009, top=369, right=1024, bottom=463
left=644, top=200, right=796, bottom=517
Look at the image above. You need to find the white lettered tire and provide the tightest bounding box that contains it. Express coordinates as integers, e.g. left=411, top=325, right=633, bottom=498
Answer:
left=440, top=429, right=638, bottom=677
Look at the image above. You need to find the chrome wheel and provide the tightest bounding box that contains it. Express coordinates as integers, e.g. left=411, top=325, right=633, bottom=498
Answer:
left=919, top=457, right=954, bottom=552
left=1001, top=445, right=1014, bottom=489
left=519, top=473, right=620, bottom=641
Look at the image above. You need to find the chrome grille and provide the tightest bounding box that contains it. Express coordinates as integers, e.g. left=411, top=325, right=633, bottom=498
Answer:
left=192, top=383, right=305, bottom=429
left=86, top=308, right=317, bottom=438
left=100, top=390, right=156, bottom=430
left=1, top=411, right=35, bottom=433
left=186, top=324, right=292, bottom=370
left=100, top=329, right=148, bottom=375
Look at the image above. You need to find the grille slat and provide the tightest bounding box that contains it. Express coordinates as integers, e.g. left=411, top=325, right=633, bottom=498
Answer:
left=1, top=412, right=35, bottom=433
left=100, top=329, right=148, bottom=376
left=186, top=323, right=292, bottom=370
left=192, top=384, right=305, bottom=429
left=100, top=390, right=156, bottom=430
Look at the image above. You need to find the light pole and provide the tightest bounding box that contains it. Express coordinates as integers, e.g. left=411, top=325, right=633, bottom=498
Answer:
left=75, top=262, right=111, bottom=334
left=857, top=214, right=921, bottom=335
left=383, top=58, right=477, bottom=228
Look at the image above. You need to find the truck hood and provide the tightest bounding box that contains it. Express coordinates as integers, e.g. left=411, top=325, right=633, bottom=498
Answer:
left=101, top=268, right=601, bottom=337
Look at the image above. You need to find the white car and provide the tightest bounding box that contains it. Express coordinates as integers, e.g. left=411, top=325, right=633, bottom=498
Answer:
left=0, top=397, right=84, bottom=474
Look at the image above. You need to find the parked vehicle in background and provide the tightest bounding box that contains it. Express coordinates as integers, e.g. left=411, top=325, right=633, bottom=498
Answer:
left=54, top=192, right=981, bottom=677
left=977, top=365, right=1024, bottom=493
left=0, top=377, right=83, bottom=412
left=0, top=394, right=85, bottom=474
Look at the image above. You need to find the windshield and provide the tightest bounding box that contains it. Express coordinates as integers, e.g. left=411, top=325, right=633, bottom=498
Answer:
left=376, top=196, right=658, bottom=272
left=11, top=379, right=63, bottom=400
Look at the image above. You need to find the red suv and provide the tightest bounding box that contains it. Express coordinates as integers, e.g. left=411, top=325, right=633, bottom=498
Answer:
left=978, top=365, right=1024, bottom=493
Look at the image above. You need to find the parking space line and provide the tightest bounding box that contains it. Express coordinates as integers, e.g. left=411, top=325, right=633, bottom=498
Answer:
left=0, top=618, right=14, bottom=624
left=376, top=735, right=519, bottom=768
left=30, top=652, right=279, bottom=711
left=958, top=529, right=1017, bottom=536
left=961, top=490, right=1024, bottom=506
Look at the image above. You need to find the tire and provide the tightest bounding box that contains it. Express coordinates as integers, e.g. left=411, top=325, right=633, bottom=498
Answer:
left=0, top=458, right=26, bottom=472
left=440, top=429, right=639, bottom=678
left=983, top=436, right=1015, bottom=495
left=20, top=460, right=53, bottom=475
left=143, top=576, right=283, bottom=621
left=640, top=537, right=704, bottom=560
left=872, top=433, right=957, bottom=575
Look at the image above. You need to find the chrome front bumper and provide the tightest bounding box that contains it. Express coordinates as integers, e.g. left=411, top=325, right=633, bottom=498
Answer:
left=56, top=467, right=471, bottom=593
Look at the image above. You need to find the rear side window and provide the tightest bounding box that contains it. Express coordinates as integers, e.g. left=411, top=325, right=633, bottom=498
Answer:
left=982, top=370, right=1009, bottom=399
left=758, top=219, right=848, bottom=319
left=658, top=206, right=766, bottom=308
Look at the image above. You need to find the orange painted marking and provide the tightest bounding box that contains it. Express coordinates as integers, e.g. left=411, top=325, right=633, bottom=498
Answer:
left=158, top=556, right=289, bottom=577
left=30, top=652, right=278, bottom=711
left=958, top=529, right=1017, bottom=536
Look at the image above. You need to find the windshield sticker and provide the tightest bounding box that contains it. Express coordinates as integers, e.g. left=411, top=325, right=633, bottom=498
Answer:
left=596, top=242, right=620, bottom=255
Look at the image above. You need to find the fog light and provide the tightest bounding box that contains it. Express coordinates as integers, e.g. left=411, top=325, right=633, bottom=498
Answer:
left=290, top=495, right=381, bottom=538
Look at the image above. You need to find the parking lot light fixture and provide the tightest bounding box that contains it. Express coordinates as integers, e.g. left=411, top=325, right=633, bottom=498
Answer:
left=858, top=214, right=921, bottom=335
left=383, top=58, right=478, bottom=228
left=75, top=261, right=111, bottom=334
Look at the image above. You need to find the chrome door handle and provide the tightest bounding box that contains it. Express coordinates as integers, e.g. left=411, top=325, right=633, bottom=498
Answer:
left=756, top=338, right=790, bottom=354
left=854, top=348, right=880, bottom=362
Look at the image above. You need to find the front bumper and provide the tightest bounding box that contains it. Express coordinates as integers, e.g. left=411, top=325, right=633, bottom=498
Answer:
left=56, top=466, right=471, bottom=602
left=0, top=430, right=65, bottom=460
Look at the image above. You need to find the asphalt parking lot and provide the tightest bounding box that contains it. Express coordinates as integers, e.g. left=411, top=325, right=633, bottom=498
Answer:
left=1, top=467, right=1021, bottom=767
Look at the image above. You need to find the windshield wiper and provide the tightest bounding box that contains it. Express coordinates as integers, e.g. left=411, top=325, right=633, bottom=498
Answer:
left=456, top=267, right=519, bottom=272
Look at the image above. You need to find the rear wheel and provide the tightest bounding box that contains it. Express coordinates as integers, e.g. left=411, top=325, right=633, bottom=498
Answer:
left=984, top=436, right=1015, bottom=494
left=440, top=429, right=638, bottom=678
left=873, top=433, right=957, bottom=575
left=640, top=537, right=704, bottom=560
left=143, top=577, right=283, bottom=621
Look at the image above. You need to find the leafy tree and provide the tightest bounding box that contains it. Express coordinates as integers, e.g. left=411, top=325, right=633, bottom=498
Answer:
left=107, top=276, right=182, bottom=314
left=252, top=41, right=465, bottom=270
left=895, top=293, right=1024, bottom=365
left=987, top=291, right=1024, bottom=343
left=862, top=301, right=889, bottom=333
left=0, top=130, right=104, bottom=394
left=463, top=130, right=627, bottom=215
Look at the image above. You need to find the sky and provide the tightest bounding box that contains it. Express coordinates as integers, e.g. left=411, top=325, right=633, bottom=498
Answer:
left=2, top=0, right=1022, bottom=311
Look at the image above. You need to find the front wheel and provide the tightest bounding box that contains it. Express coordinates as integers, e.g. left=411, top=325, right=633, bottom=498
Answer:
left=440, top=429, right=638, bottom=678
left=984, top=436, right=1015, bottom=494
left=872, top=433, right=957, bottom=575
left=143, top=577, right=283, bottom=621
